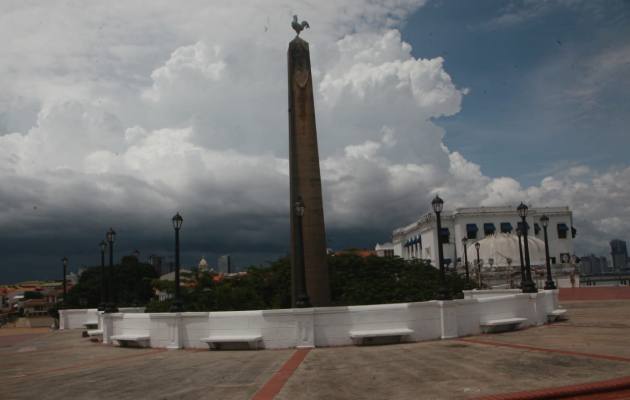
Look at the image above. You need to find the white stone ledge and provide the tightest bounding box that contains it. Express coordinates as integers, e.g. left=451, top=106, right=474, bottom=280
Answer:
left=148, top=313, right=181, bottom=319
left=181, top=312, right=210, bottom=318
left=96, top=290, right=558, bottom=350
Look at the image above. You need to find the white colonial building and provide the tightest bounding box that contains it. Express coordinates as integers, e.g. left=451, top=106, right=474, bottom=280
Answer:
left=376, top=206, right=578, bottom=288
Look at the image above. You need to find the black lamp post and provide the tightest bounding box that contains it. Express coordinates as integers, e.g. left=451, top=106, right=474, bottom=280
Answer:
left=540, top=215, right=556, bottom=290
left=516, top=227, right=525, bottom=288
left=105, top=228, right=118, bottom=313
left=294, top=196, right=311, bottom=307
left=98, top=241, right=107, bottom=311
left=517, top=203, right=537, bottom=293
left=475, top=242, right=481, bottom=287
left=462, top=237, right=470, bottom=283
left=432, top=195, right=450, bottom=300
left=171, top=212, right=184, bottom=312
left=61, top=256, right=68, bottom=308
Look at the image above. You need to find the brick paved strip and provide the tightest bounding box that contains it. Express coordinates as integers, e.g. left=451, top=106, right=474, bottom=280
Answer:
left=251, top=348, right=311, bottom=400
left=559, top=287, right=630, bottom=301
left=458, top=338, right=630, bottom=363
left=472, top=375, right=630, bottom=400
left=564, top=388, right=630, bottom=399
left=0, top=332, right=50, bottom=347
left=0, top=328, right=50, bottom=337
left=6, top=348, right=167, bottom=380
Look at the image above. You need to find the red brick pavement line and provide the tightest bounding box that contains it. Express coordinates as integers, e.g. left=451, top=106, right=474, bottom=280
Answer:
left=564, top=388, right=630, bottom=399
left=458, top=338, right=630, bottom=363
left=6, top=348, right=167, bottom=380
left=251, top=348, right=311, bottom=400
left=559, top=287, right=630, bottom=301
left=472, top=376, right=630, bottom=400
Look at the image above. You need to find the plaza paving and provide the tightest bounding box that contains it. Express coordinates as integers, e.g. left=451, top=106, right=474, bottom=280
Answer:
left=2, top=299, right=630, bottom=400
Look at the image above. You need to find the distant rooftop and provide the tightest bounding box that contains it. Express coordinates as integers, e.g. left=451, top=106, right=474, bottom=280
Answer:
left=394, top=205, right=571, bottom=235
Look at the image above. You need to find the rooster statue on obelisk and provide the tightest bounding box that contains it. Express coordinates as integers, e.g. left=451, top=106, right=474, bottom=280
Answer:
left=288, top=15, right=330, bottom=307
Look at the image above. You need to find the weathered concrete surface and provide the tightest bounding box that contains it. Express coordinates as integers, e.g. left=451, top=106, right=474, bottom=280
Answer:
left=2, top=300, right=630, bottom=400
left=277, top=300, right=630, bottom=400
left=462, top=300, right=630, bottom=359
left=1, top=330, right=292, bottom=400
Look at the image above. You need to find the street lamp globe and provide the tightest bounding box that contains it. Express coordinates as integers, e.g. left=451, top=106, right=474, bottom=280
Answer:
left=172, top=212, right=183, bottom=230
left=106, top=228, right=116, bottom=243
left=62, top=256, right=68, bottom=266
left=475, top=242, right=480, bottom=251
left=540, top=214, right=549, bottom=228
left=295, top=196, right=305, bottom=217
left=99, top=240, right=107, bottom=252
left=431, top=195, right=444, bottom=213
left=517, top=202, right=529, bottom=218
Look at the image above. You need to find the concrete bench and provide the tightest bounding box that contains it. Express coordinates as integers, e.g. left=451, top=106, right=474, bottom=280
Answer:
left=83, top=320, right=99, bottom=329
left=349, top=328, right=413, bottom=345
left=480, top=317, right=527, bottom=333
left=548, top=309, right=568, bottom=322
left=200, top=334, right=263, bottom=350
left=110, top=334, right=151, bottom=348
left=86, top=329, right=103, bottom=342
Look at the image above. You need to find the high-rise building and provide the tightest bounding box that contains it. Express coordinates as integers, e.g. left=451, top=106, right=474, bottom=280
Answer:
left=217, top=255, right=232, bottom=274
left=610, top=239, right=628, bottom=270
left=148, top=255, right=163, bottom=276
left=579, top=254, right=608, bottom=275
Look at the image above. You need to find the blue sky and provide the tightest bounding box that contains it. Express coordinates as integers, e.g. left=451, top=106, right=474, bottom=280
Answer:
left=403, top=0, right=630, bottom=185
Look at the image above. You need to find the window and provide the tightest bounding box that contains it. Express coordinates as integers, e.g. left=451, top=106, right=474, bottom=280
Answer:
left=571, top=226, right=577, bottom=238
left=440, top=228, right=450, bottom=243
left=500, top=222, right=513, bottom=233
left=517, top=221, right=530, bottom=233
left=466, top=224, right=478, bottom=239
left=550, top=257, right=557, bottom=264
left=557, top=223, right=569, bottom=239
left=483, top=223, right=496, bottom=236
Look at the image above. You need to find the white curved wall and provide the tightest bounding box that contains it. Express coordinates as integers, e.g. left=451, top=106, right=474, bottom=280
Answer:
left=59, top=307, right=145, bottom=330
left=99, top=290, right=559, bottom=350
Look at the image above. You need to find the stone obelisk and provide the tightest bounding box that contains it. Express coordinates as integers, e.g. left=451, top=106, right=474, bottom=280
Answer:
left=288, top=17, right=331, bottom=307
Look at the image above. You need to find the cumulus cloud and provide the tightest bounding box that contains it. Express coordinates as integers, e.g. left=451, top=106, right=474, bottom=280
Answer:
left=143, top=42, right=226, bottom=102
left=0, top=1, right=626, bottom=281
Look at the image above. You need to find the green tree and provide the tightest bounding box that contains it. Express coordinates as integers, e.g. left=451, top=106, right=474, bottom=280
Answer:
left=145, top=254, right=471, bottom=312
left=330, top=254, right=453, bottom=305
left=65, top=260, right=158, bottom=308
